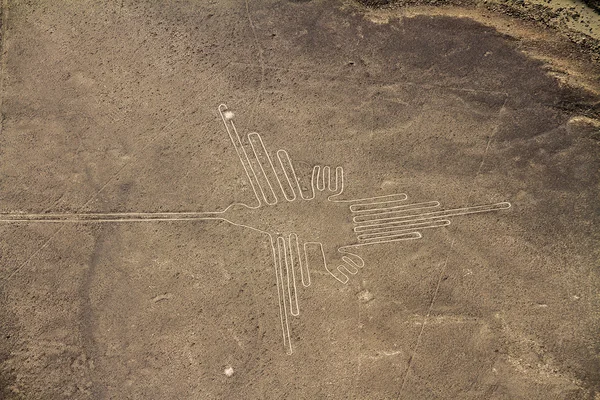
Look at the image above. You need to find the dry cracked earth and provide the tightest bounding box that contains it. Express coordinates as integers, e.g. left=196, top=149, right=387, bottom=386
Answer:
left=0, top=0, right=599, bottom=399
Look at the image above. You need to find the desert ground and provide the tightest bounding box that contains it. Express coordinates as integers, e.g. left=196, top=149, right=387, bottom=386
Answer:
left=0, top=0, right=599, bottom=399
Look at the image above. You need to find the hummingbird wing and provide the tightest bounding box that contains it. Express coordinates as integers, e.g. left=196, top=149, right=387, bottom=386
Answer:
left=218, top=104, right=301, bottom=206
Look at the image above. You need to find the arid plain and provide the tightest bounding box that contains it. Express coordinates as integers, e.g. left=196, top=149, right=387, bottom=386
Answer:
left=0, top=0, right=599, bottom=399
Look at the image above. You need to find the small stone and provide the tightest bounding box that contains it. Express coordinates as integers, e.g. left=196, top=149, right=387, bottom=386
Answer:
left=223, top=111, right=234, bottom=120
left=358, top=290, right=374, bottom=303
left=224, top=366, right=234, bottom=377
left=152, top=293, right=173, bottom=302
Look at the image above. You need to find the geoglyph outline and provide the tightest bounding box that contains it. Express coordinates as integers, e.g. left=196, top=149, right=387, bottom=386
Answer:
left=0, top=103, right=511, bottom=355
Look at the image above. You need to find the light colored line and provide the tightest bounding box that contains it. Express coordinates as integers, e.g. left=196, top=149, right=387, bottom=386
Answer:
left=354, top=216, right=446, bottom=231
left=337, top=251, right=365, bottom=280
left=355, top=217, right=450, bottom=234
left=339, top=263, right=358, bottom=275
left=339, top=193, right=409, bottom=206
left=353, top=204, right=444, bottom=223
left=286, top=234, right=300, bottom=316
left=341, top=253, right=363, bottom=271
left=248, top=132, right=278, bottom=205
left=0, top=211, right=227, bottom=222
left=277, top=237, right=297, bottom=317
left=324, top=167, right=344, bottom=198
left=303, top=167, right=318, bottom=200
left=315, top=166, right=325, bottom=191
left=351, top=200, right=439, bottom=215
left=356, top=220, right=451, bottom=240
left=276, top=150, right=300, bottom=201
left=343, top=232, right=422, bottom=248
left=3, top=92, right=197, bottom=283
left=399, top=95, right=508, bottom=395
left=354, top=202, right=511, bottom=225
left=243, top=0, right=265, bottom=127
left=3, top=231, right=62, bottom=283
left=219, top=104, right=264, bottom=207
left=301, top=243, right=314, bottom=287
left=270, top=237, right=292, bottom=355
left=331, top=167, right=343, bottom=194
left=399, top=239, right=455, bottom=394
left=0, top=218, right=226, bottom=223
left=354, top=218, right=451, bottom=234
left=322, top=166, right=330, bottom=192
left=291, top=233, right=310, bottom=287
left=249, top=132, right=295, bottom=202
left=306, top=241, right=348, bottom=284
left=358, top=232, right=423, bottom=243
left=276, top=238, right=293, bottom=355
left=328, top=166, right=336, bottom=192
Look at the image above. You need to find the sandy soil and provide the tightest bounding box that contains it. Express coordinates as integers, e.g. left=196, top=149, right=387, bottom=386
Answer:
left=0, top=0, right=599, bottom=399
left=359, top=0, right=600, bottom=41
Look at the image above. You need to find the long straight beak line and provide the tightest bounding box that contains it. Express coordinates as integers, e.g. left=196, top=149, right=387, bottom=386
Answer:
left=0, top=212, right=226, bottom=223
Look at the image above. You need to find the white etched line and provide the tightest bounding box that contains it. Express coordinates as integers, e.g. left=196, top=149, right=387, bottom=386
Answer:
left=354, top=218, right=450, bottom=233
left=341, top=193, right=408, bottom=207
left=277, top=237, right=299, bottom=317
left=270, top=238, right=290, bottom=353
left=354, top=202, right=511, bottom=226
left=315, top=166, right=325, bottom=191
left=331, top=167, right=343, bottom=195
left=339, top=263, right=358, bottom=275
left=307, top=241, right=348, bottom=284
left=290, top=233, right=307, bottom=288
left=349, top=195, right=416, bottom=213
left=300, top=243, right=313, bottom=287
left=249, top=132, right=296, bottom=202
left=303, top=167, right=318, bottom=200
left=355, top=219, right=451, bottom=234
left=356, top=232, right=423, bottom=245
left=329, top=166, right=345, bottom=199
left=322, top=166, right=331, bottom=192
left=353, top=203, right=443, bottom=223
left=287, top=234, right=301, bottom=316
left=341, top=253, right=364, bottom=270
left=274, top=237, right=293, bottom=355
left=328, top=167, right=338, bottom=192
left=354, top=215, right=455, bottom=230
left=0, top=218, right=226, bottom=223
left=248, top=132, right=279, bottom=205
left=353, top=206, right=443, bottom=222
left=276, top=150, right=299, bottom=201
left=356, top=220, right=451, bottom=240
left=0, top=211, right=227, bottom=223
left=351, top=200, right=440, bottom=215
left=229, top=124, right=273, bottom=205
left=320, top=166, right=327, bottom=191
left=219, top=104, right=263, bottom=206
